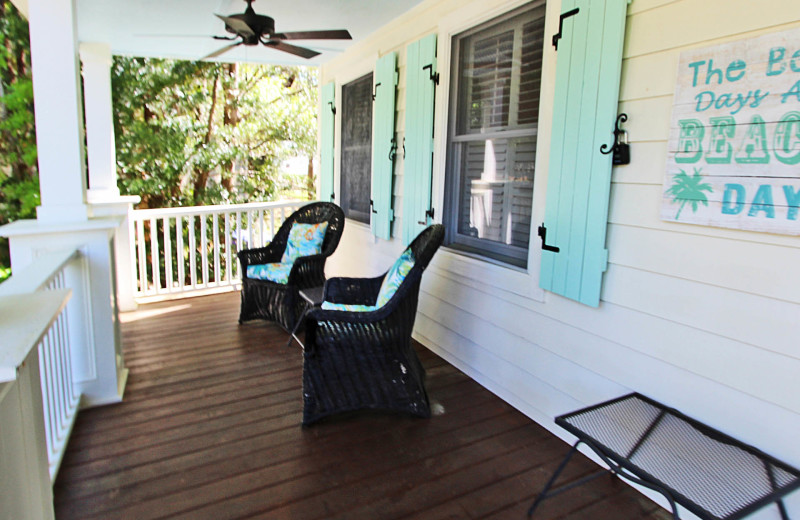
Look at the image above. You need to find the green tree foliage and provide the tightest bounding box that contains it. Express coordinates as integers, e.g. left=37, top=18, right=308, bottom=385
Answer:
left=0, top=0, right=37, bottom=272
left=112, top=58, right=318, bottom=208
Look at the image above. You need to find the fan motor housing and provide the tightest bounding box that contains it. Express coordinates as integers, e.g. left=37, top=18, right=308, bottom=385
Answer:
left=225, top=14, right=275, bottom=44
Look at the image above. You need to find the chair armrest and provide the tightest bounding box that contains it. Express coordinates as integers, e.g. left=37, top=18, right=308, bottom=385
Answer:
left=322, top=275, right=384, bottom=306
left=289, top=254, right=328, bottom=289
left=237, top=243, right=283, bottom=271
left=303, top=272, right=422, bottom=354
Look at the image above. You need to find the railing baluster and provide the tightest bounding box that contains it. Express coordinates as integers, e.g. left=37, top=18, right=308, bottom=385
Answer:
left=247, top=210, right=254, bottom=250
left=236, top=211, right=243, bottom=280
left=189, top=216, right=197, bottom=289
left=51, top=325, right=67, bottom=434
left=225, top=212, right=232, bottom=285
left=164, top=217, right=173, bottom=293
left=258, top=209, right=264, bottom=248
left=176, top=216, right=185, bottom=291
left=38, top=331, right=56, bottom=457
left=149, top=217, right=160, bottom=294
left=136, top=218, right=147, bottom=295
left=213, top=213, right=220, bottom=286
left=200, top=214, right=209, bottom=288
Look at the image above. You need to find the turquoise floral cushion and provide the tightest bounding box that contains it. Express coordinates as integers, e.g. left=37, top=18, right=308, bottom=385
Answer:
left=281, top=222, right=328, bottom=264
left=246, top=262, right=293, bottom=284
left=375, top=249, right=415, bottom=307
left=320, top=301, right=377, bottom=312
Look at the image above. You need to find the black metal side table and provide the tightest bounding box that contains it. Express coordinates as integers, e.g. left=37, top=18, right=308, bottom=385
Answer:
left=287, top=285, right=324, bottom=348
left=528, top=393, right=800, bottom=520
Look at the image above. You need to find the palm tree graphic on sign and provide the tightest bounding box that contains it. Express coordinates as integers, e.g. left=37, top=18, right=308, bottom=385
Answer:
left=667, top=167, right=713, bottom=220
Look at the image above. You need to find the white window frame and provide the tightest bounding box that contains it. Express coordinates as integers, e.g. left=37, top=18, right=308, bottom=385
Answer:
left=431, top=0, right=557, bottom=301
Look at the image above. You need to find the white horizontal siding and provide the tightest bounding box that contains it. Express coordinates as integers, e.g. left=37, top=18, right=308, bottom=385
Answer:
left=322, top=1, right=800, bottom=517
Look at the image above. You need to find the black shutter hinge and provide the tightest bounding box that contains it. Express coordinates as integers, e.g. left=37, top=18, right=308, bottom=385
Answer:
left=418, top=208, right=435, bottom=226
left=370, top=199, right=377, bottom=214
left=538, top=224, right=560, bottom=253
left=372, top=82, right=381, bottom=100
left=552, top=8, right=580, bottom=50
left=422, top=64, right=439, bottom=85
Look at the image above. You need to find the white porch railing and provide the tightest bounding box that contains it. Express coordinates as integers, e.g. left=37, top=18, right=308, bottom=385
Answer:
left=130, top=201, right=305, bottom=300
left=0, top=249, right=82, bottom=487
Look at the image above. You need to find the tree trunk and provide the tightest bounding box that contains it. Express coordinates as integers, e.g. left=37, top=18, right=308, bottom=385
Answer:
left=306, top=157, right=314, bottom=200
left=192, top=71, right=220, bottom=205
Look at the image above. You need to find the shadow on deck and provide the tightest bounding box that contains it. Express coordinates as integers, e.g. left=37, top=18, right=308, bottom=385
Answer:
left=53, top=292, right=670, bottom=519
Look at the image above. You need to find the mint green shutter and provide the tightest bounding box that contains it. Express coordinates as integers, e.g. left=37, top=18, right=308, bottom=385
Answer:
left=371, top=52, right=398, bottom=240
left=320, top=82, right=336, bottom=202
left=402, top=34, right=438, bottom=246
left=539, top=0, right=628, bottom=307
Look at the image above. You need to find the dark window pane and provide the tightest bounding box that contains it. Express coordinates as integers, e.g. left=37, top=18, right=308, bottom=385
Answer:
left=340, top=74, right=373, bottom=224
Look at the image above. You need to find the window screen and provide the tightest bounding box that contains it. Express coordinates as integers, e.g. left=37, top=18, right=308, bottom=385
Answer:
left=340, top=73, right=373, bottom=224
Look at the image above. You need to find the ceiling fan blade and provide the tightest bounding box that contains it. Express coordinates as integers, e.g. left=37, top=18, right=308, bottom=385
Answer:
left=200, top=42, right=242, bottom=61
left=273, top=30, right=352, bottom=41
left=215, top=14, right=256, bottom=38
left=263, top=40, right=321, bottom=59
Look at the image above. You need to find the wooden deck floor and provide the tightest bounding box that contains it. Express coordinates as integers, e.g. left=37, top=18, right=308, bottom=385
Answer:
left=53, top=291, right=669, bottom=520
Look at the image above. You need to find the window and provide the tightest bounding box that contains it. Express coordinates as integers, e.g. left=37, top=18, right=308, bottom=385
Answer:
left=340, top=73, right=373, bottom=224
left=443, top=3, right=545, bottom=268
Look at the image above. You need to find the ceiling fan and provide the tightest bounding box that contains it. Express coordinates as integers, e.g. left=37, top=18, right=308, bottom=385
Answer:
left=203, top=0, right=352, bottom=60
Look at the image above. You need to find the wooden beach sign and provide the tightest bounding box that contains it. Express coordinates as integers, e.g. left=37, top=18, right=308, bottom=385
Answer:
left=662, top=27, right=800, bottom=235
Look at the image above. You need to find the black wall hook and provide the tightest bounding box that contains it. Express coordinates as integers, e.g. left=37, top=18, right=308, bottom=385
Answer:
left=372, top=82, right=381, bottom=100
left=327, top=101, right=336, bottom=115
left=600, top=113, right=630, bottom=165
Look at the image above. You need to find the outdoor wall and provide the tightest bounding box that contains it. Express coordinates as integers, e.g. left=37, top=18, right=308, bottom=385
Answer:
left=321, top=1, right=800, bottom=517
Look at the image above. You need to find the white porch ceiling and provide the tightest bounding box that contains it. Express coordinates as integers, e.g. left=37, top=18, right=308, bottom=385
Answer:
left=71, top=0, right=425, bottom=65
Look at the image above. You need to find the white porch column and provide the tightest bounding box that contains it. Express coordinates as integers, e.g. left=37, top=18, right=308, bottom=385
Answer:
left=80, top=42, right=120, bottom=200
left=27, top=0, right=88, bottom=223
left=79, top=41, right=141, bottom=311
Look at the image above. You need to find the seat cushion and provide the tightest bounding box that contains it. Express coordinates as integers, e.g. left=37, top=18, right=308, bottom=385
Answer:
left=281, top=221, right=329, bottom=264
left=246, top=262, right=293, bottom=284
left=320, top=301, right=378, bottom=312
left=375, top=249, right=416, bottom=307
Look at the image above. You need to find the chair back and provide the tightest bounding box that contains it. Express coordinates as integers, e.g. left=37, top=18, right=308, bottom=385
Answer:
left=272, top=202, right=345, bottom=256
left=407, top=224, right=445, bottom=271
left=377, top=224, right=444, bottom=310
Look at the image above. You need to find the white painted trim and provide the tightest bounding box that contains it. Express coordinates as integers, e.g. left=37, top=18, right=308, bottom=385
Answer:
left=0, top=217, right=122, bottom=237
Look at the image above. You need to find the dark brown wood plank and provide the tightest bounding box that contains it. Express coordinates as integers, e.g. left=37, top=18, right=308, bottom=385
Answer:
left=53, top=291, right=669, bottom=520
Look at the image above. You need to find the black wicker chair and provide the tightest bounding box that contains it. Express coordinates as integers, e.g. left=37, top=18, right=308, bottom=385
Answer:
left=237, top=202, right=344, bottom=331
left=301, top=224, right=445, bottom=426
